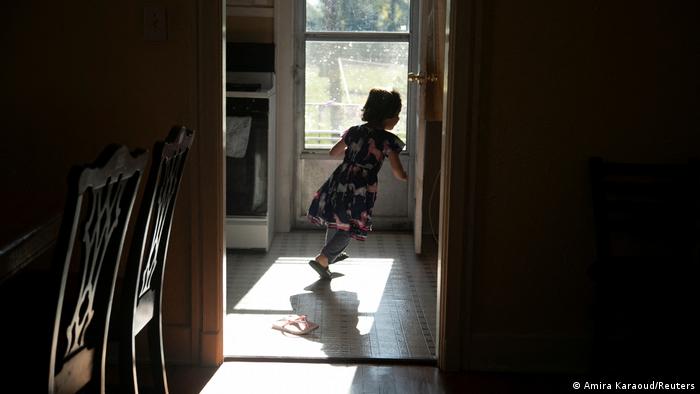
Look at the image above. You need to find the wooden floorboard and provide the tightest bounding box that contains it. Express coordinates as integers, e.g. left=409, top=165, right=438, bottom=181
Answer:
left=168, top=362, right=561, bottom=394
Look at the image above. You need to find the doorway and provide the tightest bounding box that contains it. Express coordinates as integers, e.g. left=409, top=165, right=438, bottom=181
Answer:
left=194, top=0, right=477, bottom=371
left=222, top=0, right=443, bottom=363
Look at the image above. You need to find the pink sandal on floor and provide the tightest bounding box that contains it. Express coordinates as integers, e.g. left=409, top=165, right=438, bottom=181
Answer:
left=272, top=314, right=319, bottom=335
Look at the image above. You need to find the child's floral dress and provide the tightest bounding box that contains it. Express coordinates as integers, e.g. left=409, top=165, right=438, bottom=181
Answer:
left=307, top=124, right=405, bottom=240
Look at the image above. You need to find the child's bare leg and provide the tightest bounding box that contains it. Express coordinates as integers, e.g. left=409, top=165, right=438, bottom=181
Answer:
left=314, top=253, right=330, bottom=267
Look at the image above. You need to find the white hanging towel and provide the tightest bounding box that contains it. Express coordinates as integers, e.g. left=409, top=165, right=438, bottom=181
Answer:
left=226, top=116, right=252, bottom=158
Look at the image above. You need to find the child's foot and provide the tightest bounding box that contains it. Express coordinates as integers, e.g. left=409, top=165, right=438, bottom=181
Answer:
left=308, top=260, right=332, bottom=280
left=330, top=252, right=350, bottom=264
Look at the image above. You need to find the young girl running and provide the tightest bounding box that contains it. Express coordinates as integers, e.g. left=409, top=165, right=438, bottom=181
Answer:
left=307, top=88, right=408, bottom=279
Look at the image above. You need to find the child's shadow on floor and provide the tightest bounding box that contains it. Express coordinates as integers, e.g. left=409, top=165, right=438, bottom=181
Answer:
left=288, top=278, right=367, bottom=357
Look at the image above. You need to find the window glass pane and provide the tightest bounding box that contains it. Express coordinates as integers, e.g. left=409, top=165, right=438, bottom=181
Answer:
left=305, top=41, right=408, bottom=150
left=306, top=0, right=410, bottom=33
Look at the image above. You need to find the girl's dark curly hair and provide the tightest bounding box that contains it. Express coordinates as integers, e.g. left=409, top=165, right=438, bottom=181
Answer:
left=361, top=88, right=402, bottom=123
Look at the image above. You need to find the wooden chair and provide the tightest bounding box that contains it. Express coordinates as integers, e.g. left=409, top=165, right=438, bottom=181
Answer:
left=47, top=145, right=147, bottom=394
left=21, top=144, right=149, bottom=394
left=116, top=126, right=194, bottom=393
left=588, top=157, right=699, bottom=375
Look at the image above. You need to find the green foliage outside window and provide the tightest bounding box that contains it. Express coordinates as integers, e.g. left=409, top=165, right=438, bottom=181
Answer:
left=304, top=0, right=410, bottom=149
left=306, top=0, right=410, bottom=32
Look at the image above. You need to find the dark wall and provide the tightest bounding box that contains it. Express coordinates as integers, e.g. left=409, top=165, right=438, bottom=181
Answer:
left=465, top=0, right=699, bottom=371
left=0, top=0, right=200, bottom=362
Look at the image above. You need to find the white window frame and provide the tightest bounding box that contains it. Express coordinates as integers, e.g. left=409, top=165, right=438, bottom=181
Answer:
left=294, top=0, right=419, bottom=157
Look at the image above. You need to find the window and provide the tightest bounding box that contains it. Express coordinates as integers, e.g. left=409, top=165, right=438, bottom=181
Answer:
left=301, top=0, right=412, bottom=150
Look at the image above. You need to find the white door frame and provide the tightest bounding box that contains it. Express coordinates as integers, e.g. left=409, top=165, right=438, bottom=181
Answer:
left=412, top=0, right=429, bottom=254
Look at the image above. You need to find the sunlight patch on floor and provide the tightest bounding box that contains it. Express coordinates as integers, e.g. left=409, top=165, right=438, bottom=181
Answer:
left=326, top=258, right=393, bottom=314
left=200, top=362, right=358, bottom=394
left=225, top=257, right=393, bottom=357
left=231, top=257, right=314, bottom=311
left=356, top=315, right=375, bottom=335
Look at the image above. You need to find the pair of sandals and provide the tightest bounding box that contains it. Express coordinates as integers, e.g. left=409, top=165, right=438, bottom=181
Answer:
left=308, top=252, right=349, bottom=279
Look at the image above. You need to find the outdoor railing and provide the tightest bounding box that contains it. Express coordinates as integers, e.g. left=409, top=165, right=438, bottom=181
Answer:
left=304, top=129, right=343, bottom=149
left=303, top=101, right=406, bottom=150
left=304, top=101, right=360, bottom=149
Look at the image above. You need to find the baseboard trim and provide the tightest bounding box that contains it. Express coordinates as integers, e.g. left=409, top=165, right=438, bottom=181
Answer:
left=223, top=355, right=437, bottom=366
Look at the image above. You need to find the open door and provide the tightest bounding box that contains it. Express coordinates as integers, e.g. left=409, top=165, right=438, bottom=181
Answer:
left=410, top=0, right=440, bottom=254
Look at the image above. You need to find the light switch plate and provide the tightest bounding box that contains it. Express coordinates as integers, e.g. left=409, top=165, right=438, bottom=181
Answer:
left=144, top=5, right=167, bottom=41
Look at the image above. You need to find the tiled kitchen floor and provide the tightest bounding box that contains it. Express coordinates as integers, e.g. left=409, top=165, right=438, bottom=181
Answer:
left=225, top=231, right=437, bottom=360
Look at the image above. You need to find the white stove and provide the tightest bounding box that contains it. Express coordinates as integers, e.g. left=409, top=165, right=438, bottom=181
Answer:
left=225, top=71, right=276, bottom=251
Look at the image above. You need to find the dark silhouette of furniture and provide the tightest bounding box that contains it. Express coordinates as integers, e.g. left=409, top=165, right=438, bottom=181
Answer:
left=49, top=145, right=147, bottom=394
left=0, top=143, right=151, bottom=394
left=116, top=126, right=194, bottom=393
left=589, top=157, right=699, bottom=376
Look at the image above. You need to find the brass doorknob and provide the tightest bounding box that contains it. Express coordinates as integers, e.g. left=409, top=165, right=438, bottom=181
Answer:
left=408, top=72, right=438, bottom=84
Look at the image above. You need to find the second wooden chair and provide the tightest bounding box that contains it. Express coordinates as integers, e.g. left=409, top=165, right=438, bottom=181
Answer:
left=115, top=126, right=195, bottom=393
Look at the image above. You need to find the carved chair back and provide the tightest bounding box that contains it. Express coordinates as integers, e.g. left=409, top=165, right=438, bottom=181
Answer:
left=118, top=126, right=195, bottom=393
left=49, top=145, right=148, bottom=394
